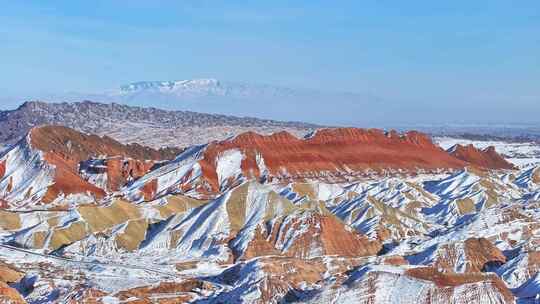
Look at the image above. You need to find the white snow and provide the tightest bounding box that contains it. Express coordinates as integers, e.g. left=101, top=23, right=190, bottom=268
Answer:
left=436, top=136, right=540, bottom=168
left=215, top=149, right=244, bottom=190
left=0, top=135, right=55, bottom=208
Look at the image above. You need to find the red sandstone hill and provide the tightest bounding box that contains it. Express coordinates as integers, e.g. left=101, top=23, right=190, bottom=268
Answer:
left=448, top=144, right=515, bottom=170
left=29, top=125, right=182, bottom=162
left=127, top=127, right=517, bottom=201
left=0, top=126, right=182, bottom=207
left=30, top=126, right=183, bottom=194
left=30, top=126, right=183, bottom=202
left=1, top=126, right=516, bottom=207
left=198, top=128, right=468, bottom=191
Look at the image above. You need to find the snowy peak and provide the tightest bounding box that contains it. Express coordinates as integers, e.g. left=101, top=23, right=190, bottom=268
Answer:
left=120, top=79, right=221, bottom=93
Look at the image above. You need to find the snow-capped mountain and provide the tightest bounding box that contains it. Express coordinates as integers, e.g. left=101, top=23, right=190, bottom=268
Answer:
left=115, top=79, right=385, bottom=125
left=13, top=78, right=384, bottom=126
left=119, top=78, right=235, bottom=95
left=117, top=78, right=320, bottom=99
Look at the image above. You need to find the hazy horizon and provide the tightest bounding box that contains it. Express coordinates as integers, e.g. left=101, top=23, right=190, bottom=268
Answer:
left=1, top=1, right=539, bottom=125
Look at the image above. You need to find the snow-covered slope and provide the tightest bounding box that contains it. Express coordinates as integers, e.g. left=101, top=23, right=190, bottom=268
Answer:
left=437, top=137, right=540, bottom=168
left=0, top=125, right=178, bottom=209
left=3, top=127, right=540, bottom=303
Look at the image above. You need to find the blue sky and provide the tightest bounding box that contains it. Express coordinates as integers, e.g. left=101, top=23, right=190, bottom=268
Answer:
left=1, top=1, right=539, bottom=122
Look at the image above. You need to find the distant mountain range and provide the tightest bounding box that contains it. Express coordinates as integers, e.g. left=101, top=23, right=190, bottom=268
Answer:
left=3, top=78, right=385, bottom=126
left=2, top=78, right=539, bottom=131
left=0, top=100, right=319, bottom=148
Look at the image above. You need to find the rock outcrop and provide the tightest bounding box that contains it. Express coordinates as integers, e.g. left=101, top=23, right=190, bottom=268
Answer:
left=448, top=144, right=515, bottom=170
left=0, top=126, right=179, bottom=209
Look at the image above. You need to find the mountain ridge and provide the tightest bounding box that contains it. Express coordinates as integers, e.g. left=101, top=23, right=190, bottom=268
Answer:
left=3, top=78, right=385, bottom=125
left=0, top=100, right=320, bottom=148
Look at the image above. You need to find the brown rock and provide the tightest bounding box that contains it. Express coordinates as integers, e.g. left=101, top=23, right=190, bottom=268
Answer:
left=0, top=281, right=26, bottom=304
left=448, top=144, right=515, bottom=170
left=0, top=261, right=24, bottom=284
left=405, top=266, right=514, bottom=303
left=221, top=256, right=327, bottom=303
left=0, top=160, right=6, bottom=179
left=533, top=167, right=540, bottom=184
left=198, top=128, right=467, bottom=192
left=464, top=238, right=507, bottom=272
left=114, top=280, right=211, bottom=303
left=382, top=255, right=409, bottom=266
left=29, top=125, right=181, bottom=163
left=267, top=210, right=382, bottom=259
left=103, top=157, right=156, bottom=191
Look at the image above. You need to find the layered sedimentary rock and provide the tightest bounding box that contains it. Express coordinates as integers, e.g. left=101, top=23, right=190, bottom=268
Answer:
left=1, top=125, right=536, bottom=303
left=0, top=126, right=179, bottom=209
left=1, top=126, right=516, bottom=208
left=128, top=128, right=517, bottom=202
left=198, top=128, right=467, bottom=191
left=0, top=261, right=25, bottom=304
left=448, top=144, right=515, bottom=170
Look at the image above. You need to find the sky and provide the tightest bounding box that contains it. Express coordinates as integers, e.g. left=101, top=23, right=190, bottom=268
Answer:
left=1, top=1, right=539, bottom=123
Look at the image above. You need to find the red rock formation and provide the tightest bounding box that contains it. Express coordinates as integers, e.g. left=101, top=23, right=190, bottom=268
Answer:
left=266, top=211, right=382, bottom=259
left=199, top=128, right=468, bottom=192
left=23, top=125, right=180, bottom=203
left=41, top=152, right=106, bottom=203
left=29, top=125, right=181, bottom=162
left=235, top=226, right=281, bottom=261
left=219, top=256, right=329, bottom=303
left=383, top=255, right=409, bottom=266
left=0, top=282, right=26, bottom=304
left=114, top=280, right=212, bottom=303
left=0, top=261, right=26, bottom=304
left=0, top=160, right=6, bottom=179
left=104, top=157, right=156, bottom=191
left=464, top=238, right=507, bottom=272
left=422, top=238, right=507, bottom=273
left=140, top=179, right=158, bottom=201
left=405, top=267, right=513, bottom=301
left=448, top=144, right=515, bottom=170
